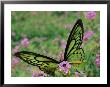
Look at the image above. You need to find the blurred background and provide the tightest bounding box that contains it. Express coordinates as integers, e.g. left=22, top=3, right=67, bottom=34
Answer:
left=11, top=11, right=100, bottom=77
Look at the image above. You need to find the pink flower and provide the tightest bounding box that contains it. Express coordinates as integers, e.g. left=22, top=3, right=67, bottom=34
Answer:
left=75, top=72, right=79, bottom=77
left=12, top=58, right=20, bottom=65
left=95, top=54, right=100, bottom=68
left=12, top=58, right=20, bottom=68
left=60, top=40, right=66, bottom=49
left=21, top=38, right=30, bottom=47
left=58, top=51, right=64, bottom=61
left=83, top=30, right=94, bottom=41
left=12, top=45, right=20, bottom=53
left=59, top=61, right=71, bottom=74
left=32, top=71, right=47, bottom=77
left=85, top=11, right=96, bottom=20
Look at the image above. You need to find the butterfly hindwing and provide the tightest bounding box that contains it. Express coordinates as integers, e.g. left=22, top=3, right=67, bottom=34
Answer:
left=64, top=19, right=84, bottom=65
left=15, top=51, right=59, bottom=74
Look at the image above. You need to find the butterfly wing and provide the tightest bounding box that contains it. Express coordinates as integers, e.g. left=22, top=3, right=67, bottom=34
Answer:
left=64, top=19, right=84, bottom=65
left=15, top=51, right=59, bottom=75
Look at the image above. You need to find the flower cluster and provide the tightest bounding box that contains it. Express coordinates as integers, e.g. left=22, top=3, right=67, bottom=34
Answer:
left=59, top=61, right=71, bottom=74
left=83, top=30, right=94, bottom=41
left=32, top=70, right=47, bottom=77
left=21, top=38, right=30, bottom=47
left=95, top=54, right=100, bottom=68
left=58, top=51, right=64, bottom=61
left=75, top=72, right=80, bottom=77
left=85, top=11, right=96, bottom=20
left=12, top=57, right=20, bottom=68
left=12, top=45, right=20, bottom=53
left=60, top=40, right=66, bottom=49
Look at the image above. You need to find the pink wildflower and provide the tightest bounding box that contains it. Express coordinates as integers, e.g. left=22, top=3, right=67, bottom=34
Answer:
left=83, top=30, right=94, bottom=41
left=95, top=54, right=100, bottom=68
left=85, top=11, right=96, bottom=20
left=60, top=40, right=66, bottom=49
left=75, top=72, right=80, bottom=77
left=59, top=61, right=71, bottom=74
left=32, top=71, right=47, bottom=77
left=21, top=38, right=30, bottom=47
left=12, top=58, right=20, bottom=68
left=58, top=51, right=64, bottom=61
left=12, top=45, right=20, bottom=53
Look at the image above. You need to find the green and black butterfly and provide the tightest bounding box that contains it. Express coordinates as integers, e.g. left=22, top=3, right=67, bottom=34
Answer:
left=15, top=19, right=85, bottom=76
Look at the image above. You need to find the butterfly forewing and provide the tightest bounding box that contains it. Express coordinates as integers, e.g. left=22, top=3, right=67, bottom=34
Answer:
left=64, top=19, right=84, bottom=65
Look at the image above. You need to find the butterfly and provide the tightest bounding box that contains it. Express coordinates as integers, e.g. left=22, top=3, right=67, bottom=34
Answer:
left=15, top=19, right=85, bottom=76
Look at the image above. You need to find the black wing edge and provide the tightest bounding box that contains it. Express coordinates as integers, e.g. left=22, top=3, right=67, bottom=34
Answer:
left=15, top=51, right=59, bottom=63
left=64, top=19, right=84, bottom=61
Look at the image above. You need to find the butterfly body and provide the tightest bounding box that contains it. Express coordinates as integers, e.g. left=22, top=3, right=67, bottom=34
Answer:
left=15, top=19, right=85, bottom=76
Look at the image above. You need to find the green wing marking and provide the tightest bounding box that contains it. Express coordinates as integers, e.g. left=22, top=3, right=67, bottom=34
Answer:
left=15, top=51, right=59, bottom=74
left=67, top=48, right=85, bottom=65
